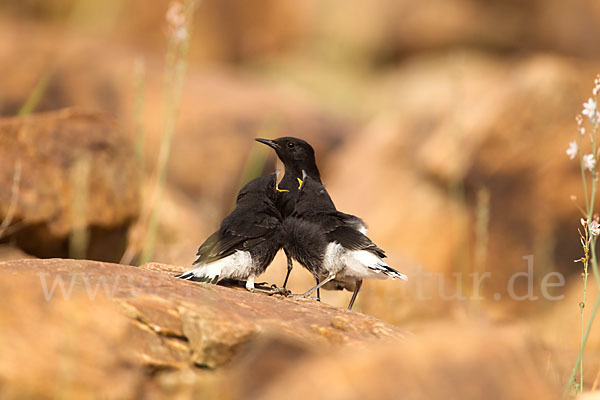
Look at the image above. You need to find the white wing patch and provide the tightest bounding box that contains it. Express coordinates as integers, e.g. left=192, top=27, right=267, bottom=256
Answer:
left=323, top=242, right=408, bottom=281
left=323, top=242, right=346, bottom=274
left=187, top=250, right=254, bottom=282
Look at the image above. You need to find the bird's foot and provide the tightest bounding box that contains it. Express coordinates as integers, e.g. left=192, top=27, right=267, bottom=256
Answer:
left=252, top=282, right=291, bottom=296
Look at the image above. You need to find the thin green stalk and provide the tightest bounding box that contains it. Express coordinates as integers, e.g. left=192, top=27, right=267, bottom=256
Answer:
left=18, top=71, right=52, bottom=117
left=565, top=293, right=600, bottom=399
left=580, top=254, right=589, bottom=394
left=580, top=174, right=598, bottom=394
left=565, top=87, right=600, bottom=398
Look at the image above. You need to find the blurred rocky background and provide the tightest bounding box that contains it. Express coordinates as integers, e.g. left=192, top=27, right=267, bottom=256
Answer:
left=1, top=0, right=600, bottom=398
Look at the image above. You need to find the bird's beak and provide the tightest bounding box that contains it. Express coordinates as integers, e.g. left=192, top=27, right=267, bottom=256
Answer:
left=255, top=138, right=279, bottom=150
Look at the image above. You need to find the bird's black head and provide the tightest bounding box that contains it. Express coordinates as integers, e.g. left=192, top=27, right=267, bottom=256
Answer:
left=236, top=173, right=278, bottom=204
left=295, top=174, right=336, bottom=212
left=255, top=137, right=321, bottom=181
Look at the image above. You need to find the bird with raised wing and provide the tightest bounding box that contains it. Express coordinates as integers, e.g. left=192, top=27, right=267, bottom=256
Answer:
left=175, top=173, right=284, bottom=293
left=283, top=174, right=407, bottom=310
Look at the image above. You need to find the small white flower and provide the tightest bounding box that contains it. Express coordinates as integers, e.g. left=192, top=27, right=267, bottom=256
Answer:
left=582, top=98, right=597, bottom=122
left=166, top=2, right=187, bottom=42
left=583, top=153, right=596, bottom=171
left=166, top=2, right=185, bottom=27
left=590, top=220, right=600, bottom=236
left=581, top=218, right=587, bottom=228
left=566, top=141, right=578, bottom=160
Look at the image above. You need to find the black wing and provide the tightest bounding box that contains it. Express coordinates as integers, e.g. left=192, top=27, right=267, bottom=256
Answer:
left=336, top=211, right=367, bottom=233
left=294, top=209, right=367, bottom=235
left=194, top=207, right=281, bottom=265
left=325, top=226, right=386, bottom=258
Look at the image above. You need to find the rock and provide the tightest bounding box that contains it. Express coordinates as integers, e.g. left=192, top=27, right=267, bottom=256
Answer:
left=0, top=109, right=139, bottom=261
left=0, top=269, right=143, bottom=399
left=0, top=245, right=36, bottom=262
left=0, top=16, right=352, bottom=269
left=308, top=0, right=600, bottom=62
left=255, top=324, right=559, bottom=400
left=0, top=258, right=561, bottom=399
left=0, top=258, right=407, bottom=398
left=325, top=53, right=600, bottom=321
left=0, top=17, right=352, bottom=210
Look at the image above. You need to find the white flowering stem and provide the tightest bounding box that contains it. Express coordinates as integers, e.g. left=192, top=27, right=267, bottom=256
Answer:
left=565, top=85, right=600, bottom=399
left=141, top=0, right=197, bottom=264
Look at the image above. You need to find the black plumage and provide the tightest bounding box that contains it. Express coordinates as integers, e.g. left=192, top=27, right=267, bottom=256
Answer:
left=255, top=137, right=323, bottom=289
left=255, top=137, right=322, bottom=217
left=283, top=175, right=407, bottom=310
left=175, top=173, right=283, bottom=292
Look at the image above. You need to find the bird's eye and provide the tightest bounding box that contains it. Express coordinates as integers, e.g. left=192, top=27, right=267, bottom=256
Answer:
left=287, top=142, right=295, bottom=149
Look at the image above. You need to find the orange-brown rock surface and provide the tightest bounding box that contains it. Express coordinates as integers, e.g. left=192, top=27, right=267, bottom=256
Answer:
left=255, top=324, right=558, bottom=400
left=0, top=258, right=407, bottom=398
left=0, top=259, right=555, bottom=399
left=1, top=2, right=600, bottom=397
left=0, top=109, right=139, bottom=261
left=0, top=258, right=562, bottom=399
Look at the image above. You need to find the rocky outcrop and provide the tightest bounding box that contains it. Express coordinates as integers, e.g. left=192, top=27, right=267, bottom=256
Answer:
left=0, top=258, right=562, bottom=399
left=254, top=324, right=558, bottom=400
left=0, top=17, right=351, bottom=213
left=0, top=109, right=139, bottom=261
left=0, top=258, right=407, bottom=398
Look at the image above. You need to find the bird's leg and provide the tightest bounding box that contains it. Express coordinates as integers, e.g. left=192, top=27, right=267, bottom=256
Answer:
left=347, top=279, right=363, bottom=311
left=293, top=273, right=336, bottom=298
left=315, top=276, right=321, bottom=302
left=282, top=249, right=293, bottom=288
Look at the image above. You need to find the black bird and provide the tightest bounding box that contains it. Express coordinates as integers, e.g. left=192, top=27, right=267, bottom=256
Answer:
left=255, top=137, right=322, bottom=288
left=175, top=173, right=284, bottom=292
left=255, top=136, right=322, bottom=216
left=283, top=174, right=407, bottom=310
